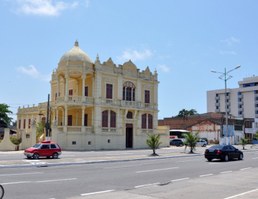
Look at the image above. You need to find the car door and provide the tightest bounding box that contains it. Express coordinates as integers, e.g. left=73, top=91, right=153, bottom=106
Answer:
left=229, top=146, right=239, bottom=159
left=40, top=144, right=50, bottom=156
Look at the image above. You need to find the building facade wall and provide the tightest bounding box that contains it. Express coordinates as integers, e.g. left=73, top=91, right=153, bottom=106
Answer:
left=16, top=42, right=169, bottom=150
left=207, top=76, right=258, bottom=119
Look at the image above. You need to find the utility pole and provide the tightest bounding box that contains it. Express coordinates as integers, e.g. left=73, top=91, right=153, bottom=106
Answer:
left=211, top=65, right=241, bottom=145
left=46, top=94, right=50, bottom=140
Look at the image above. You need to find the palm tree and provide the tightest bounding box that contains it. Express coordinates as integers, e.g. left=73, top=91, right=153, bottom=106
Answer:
left=183, top=132, right=199, bottom=153
left=146, top=134, right=162, bottom=156
left=240, top=138, right=248, bottom=150
left=0, top=103, right=12, bottom=127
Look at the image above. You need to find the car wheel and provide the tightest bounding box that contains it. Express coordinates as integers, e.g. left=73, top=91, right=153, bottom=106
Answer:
left=33, top=153, right=39, bottom=159
left=52, top=153, right=59, bottom=159
left=238, top=154, right=243, bottom=160
left=224, top=154, right=229, bottom=162
left=207, top=158, right=212, bottom=162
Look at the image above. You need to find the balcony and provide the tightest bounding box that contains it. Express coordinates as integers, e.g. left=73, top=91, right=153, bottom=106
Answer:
left=56, top=96, right=94, bottom=105
left=55, top=96, right=157, bottom=110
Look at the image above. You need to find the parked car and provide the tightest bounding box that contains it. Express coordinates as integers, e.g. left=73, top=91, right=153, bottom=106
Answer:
left=24, top=140, right=62, bottom=159
left=204, top=145, right=243, bottom=162
left=170, top=139, right=184, bottom=147
left=196, top=139, right=207, bottom=147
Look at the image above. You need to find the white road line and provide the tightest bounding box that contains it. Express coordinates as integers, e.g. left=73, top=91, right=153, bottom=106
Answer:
left=200, top=173, right=213, bottom=178
left=2, top=181, right=31, bottom=185
left=136, top=167, right=179, bottom=173
left=224, top=188, right=258, bottom=199
left=171, top=177, right=190, bottom=182
left=135, top=182, right=159, bottom=189
left=252, top=157, right=258, bottom=159
left=36, top=178, right=77, bottom=183
left=220, top=171, right=232, bottom=174
left=177, top=159, right=199, bottom=163
left=0, top=172, right=43, bottom=177
left=240, top=167, right=252, bottom=171
left=81, top=190, right=114, bottom=196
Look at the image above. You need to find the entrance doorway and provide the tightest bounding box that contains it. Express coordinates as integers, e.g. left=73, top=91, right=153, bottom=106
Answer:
left=126, top=124, right=133, bottom=148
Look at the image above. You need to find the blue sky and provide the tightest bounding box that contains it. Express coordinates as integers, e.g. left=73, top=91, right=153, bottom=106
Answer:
left=0, top=0, right=257, bottom=120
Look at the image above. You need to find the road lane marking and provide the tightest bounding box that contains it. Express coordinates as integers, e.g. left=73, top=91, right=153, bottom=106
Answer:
left=224, top=188, right=258, bottom=199
left=177, top=159, right=199, bottom=163
left=171, top=177, right=190, bottom=182
left=36, top=178, right=77, bottom=183
left=252, top=157, right=258, bottom=159
left=0, top=172, right=43, bottom=177
left=240, top=167, right=252, bottom=171
left=220, top=170, right=232, bottom=174
left=136, top=167, right=179, bottom=173
left=81, top=190, right=114, bottom=196
left=2, top=181, right=31, bottom=185
left=200, top=174, right=213, bottom=178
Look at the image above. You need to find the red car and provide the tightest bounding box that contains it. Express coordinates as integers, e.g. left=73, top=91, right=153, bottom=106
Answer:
left=24, top=140, right=62, bottom=159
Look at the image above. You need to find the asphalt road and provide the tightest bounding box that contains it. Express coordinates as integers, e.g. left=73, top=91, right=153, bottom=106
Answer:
left=1, top=147, right=258, bottom=199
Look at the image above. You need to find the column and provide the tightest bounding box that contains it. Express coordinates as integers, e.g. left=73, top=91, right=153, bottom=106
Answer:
left=65, top=74, right=69, bottom=101
left=81, top=107, right=85, bottom=132
left=82, top=76, right=85, bottom=98
left=57, top=76, right=60, bottom=99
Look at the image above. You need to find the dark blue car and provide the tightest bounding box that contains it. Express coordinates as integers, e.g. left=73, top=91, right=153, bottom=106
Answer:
left=204, top=145, right=243, bottom=162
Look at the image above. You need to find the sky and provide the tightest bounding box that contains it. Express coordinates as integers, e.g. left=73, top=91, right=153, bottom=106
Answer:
left=0, top=0, right=257, bottom=121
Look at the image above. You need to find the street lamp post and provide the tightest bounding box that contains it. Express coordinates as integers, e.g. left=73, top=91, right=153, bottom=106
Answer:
left=211, top=65, right=241, bottom=145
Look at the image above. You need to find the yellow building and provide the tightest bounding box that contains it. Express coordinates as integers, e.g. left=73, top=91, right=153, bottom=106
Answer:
left=17, top=41, right=169, bottom=150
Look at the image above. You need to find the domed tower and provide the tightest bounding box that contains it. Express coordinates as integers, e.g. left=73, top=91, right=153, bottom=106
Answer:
left=50, top=41, right=95, bottom=130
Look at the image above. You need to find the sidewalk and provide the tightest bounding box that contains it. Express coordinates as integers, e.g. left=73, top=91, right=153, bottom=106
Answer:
left=0, top=144, right=256, bottom=168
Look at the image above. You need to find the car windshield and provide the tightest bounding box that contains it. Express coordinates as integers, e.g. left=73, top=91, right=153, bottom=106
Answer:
left=32, top=143, right=41, bottom=149
left=209, top=145, right=223, bottom=150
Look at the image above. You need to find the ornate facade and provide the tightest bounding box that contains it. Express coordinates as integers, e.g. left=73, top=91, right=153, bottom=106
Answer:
left=17, top=41, right=169, bottom=150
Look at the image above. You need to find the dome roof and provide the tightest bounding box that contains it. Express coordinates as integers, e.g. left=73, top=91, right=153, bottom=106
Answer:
left=59, top=41, right=92, bottom=63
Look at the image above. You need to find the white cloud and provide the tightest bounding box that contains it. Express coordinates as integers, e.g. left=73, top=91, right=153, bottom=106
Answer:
left=221, top=36, right=240, bottom=46
left=219, top=50, right=237, bottom=55
left=14, top=0, right=79, bottom=16
left=118, top=49, right=153, bottom=62
left=157, top=64, right=171, bottom=73
left=17, top=65, right=50, bottom=81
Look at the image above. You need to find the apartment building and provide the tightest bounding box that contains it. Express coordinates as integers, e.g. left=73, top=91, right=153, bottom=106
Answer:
left=207, top=75, right=258, bottom=119
left=207, top=75, right=258, bottom=140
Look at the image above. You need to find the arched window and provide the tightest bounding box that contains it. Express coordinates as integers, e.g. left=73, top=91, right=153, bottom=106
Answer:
left=102, top=110, right=108, bottom=127
left=123, top=81, right=135, bottom=101
left=148, top=114, right=153, bottom=129
left=141, top=113, right=153, bottom=129
left=142, top=114, right=147, bottom=129
left=110, top=111, right=116, bottom=128
left=102, top=110, right=116, bottom=128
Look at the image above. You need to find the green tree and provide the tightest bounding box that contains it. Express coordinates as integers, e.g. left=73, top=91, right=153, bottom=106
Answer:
left=146, top=134, right=162, bottom=156
left=254, top=131, right=258, bottom=140
left=183, top=132, right=199, bottom=153
left=36, top=121, right=45, bottom=142
left=0, top=103, right=12, bottom=127
left=176, top=109, right=197, bottom=118
left=240, top=138, right=248, bottom=150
